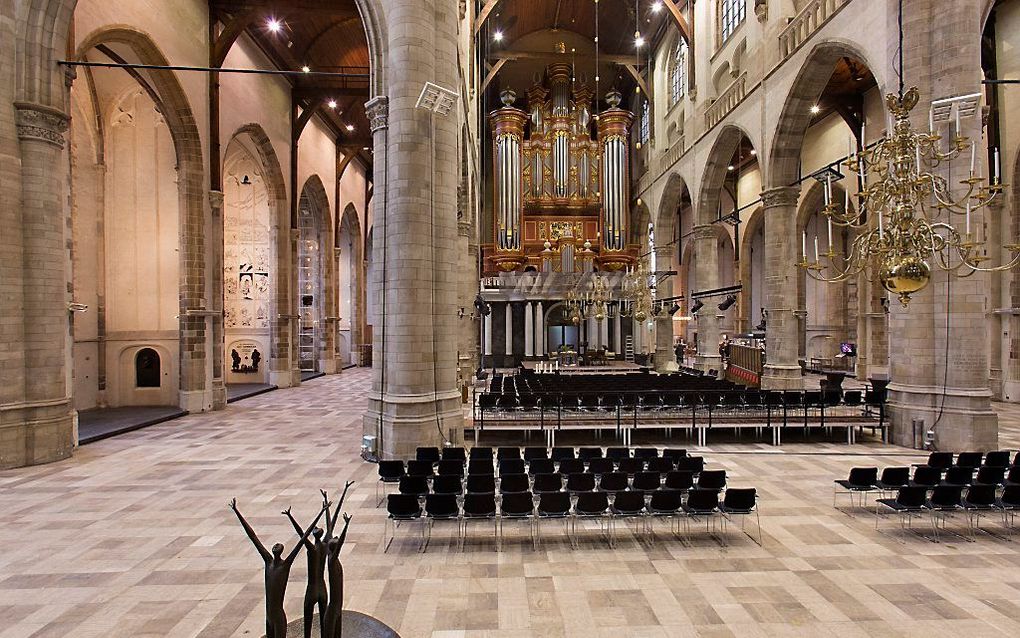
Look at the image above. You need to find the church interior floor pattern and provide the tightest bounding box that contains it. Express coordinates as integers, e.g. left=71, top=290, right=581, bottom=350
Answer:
left=2, top=368, right=1020, bottom=637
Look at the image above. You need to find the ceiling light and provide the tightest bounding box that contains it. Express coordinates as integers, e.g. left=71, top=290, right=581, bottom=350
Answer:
left=727, top=165, right=735, bottom=171
left=749, top=149, right=757, bottom=156
left=328, top=100, right=337, bottom=109
left=810, top=105, right=821, bottom=114
left=493, top=30, right=503, bottom=42
left=635, top=35, right=645, bottom=47
left=651, top=2, right=663, bottom=12
left=345, top=124, right=355, bottom=132
left=301, top=65, right=311, bottom=73
left=266, top=19, right=282, bottom=33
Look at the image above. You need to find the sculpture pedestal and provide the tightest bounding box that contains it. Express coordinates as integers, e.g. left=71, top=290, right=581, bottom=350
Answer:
left=272, top=611, right=400, bottom=637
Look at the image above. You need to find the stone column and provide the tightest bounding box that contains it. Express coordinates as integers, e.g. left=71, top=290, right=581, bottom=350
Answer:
left=759, top=186, right=803, bottom=389
left=524, top=302, right=533, bottom=357
left=505, top=303, right=513, bottom=359
left=534, top=301, right=544, bottom=357
left=2, top=103, right=75, bottom=469
left=209, top=190, right=227, bottom=409
left=613, top=309, right=622, bottom=355
left=654, top=245, right=676, bottom=371
left=361, top=0, right=463, bottom=457
left=692, top=224, right=722, bottom=372
left=484, top=312, right=492, bottom=358
left=886, top=0, right=996, bottom=450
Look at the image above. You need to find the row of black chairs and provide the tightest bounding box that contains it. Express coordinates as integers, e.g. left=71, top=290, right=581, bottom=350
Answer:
left=411, top=445, right=693, bottom=463
left=384, top=487, right=761, bottom=551
left=912, top=450, right=1019, bottom=471
left=875, top=484, right=1020, bottom=542
left=835, top=461, right=1020, bottom=509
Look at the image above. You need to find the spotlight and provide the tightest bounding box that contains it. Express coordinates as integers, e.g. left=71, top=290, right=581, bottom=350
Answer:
left=727, top=165, right=735, bottom=171
left=749, top=149, right=756, bottom=156
left=810, top=104, right=821, bottom=114
left=266, top=19, right=282, bottom=33
left=493, top=30, right=503, bottom=42
left=718, top=295, right=737, bottom=311
left=301, top=65, right=311, bottom=73
left=635, top=34, right=645, bottom=47
left=474, top=294, right=491, bottom=317
left=690, top=300, right=704, bottom=315
left=651, top=2, right=663, bottom=12
left=669, top=303, right=681, bottom=316
left=328, top=100, right=337, bottom=109
left=345, top=124, right=355, bottom=132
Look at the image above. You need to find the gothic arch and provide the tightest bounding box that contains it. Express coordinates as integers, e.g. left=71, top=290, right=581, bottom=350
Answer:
left=297, top=175, right=337, bottom=373
left=696, top=124, right=759, bottom=226
left=768, top=39, right=885, bottom=188
left=656, top=172, right=692, bottom=247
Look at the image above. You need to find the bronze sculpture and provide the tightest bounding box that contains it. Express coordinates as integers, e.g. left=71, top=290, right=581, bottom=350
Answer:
left=230, top=498, right=329, bottom=638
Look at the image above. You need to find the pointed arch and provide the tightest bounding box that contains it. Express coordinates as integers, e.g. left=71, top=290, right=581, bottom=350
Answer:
left=696, top=124, right=759, bottom=225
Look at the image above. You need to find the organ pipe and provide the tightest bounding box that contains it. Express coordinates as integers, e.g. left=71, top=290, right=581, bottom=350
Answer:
left=489, top=90, right=528, bottom=271
left=597, top=90, right=634, bottom=269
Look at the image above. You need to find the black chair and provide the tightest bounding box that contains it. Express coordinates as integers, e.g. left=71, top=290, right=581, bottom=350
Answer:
left=536, top=492, right=572, bottom=546
left=557, top=458, right=585, bottom=476
left=423, top=493, right=460, bottom=549
left=632, top=471, right=662, bottom=492
left=497, top=446, right=522, bottom=461
left=406, top=459, right=435, bottom=478
left=586, top=458, right=615, bottom=475
left=442, top=447, right=467, bottom=462
left=922, top=451, right=954, bottom=472
left=528, top=458, right=555, bottom=476
left=467, top=459, right=494, bottom=476
left=961, top=483, right=998, bottom=538
left=647, top=457, right=675, bottom=474
left=697, top=469, right=727, bottom=491
left=398, top=475, right=429, bottom=497
left=498, top=458, right=526, bottom=476
left=498, top=491, right=535, bottom=549
left=954, top=452, right=983, bottom=469
left=664, top=470, right=695, bottom=492
left=634, top=448, right=660, bottom=460
left=469, top=446, right=494, bottom=461
left=498, top=473, right=530, bottom=494
left=437, top=459, right=465, bottom=477
left=925, top=485, right=963, bottom=542
left=909, top=465, right=941, bottom=488
left=648, top=489, right=683, bottom=535
left=566, top=472, right=596, bottom=493
left=460, top=493, right=497, bottom=548
left=984, top=450, right=1011, bottom=468
left=416, top=447, right=441, bottom=463
left=676, top=456, right=705, bottom=474
left=876, top=466, right=911, bottom=496
left=376, top=460, right=405, bottom=506
left=465, top=474, right=496, bottom=495
left=572, top=491, right=610, bottom=545
left=618, top=458, right=646, bottom=475
left=578, top=447, right=604, bottom=461
left=609, top=490, right=647, bottom=546
left=995, top=484, right=1020, bottom=534
left=974, top=465, right=1006, bottom=487
left=682, top=488, right=720, bottom=537
left=720, top=488, right=762, bottom=546
left=431, top=474, right=463, bottom=495
left=524, top=447, right=549, bottom=462
left=940, top=466, right=973, bottom=488
left=599, top=471, right=629, bottom=493
left=385, top=493, right=424, bottom=552
left=833, top=467, right=878, bottom=509
left=875, top=486, right=929, bottom=539
left=663, top=448, right=688, bottom=462
left=533, top=473, right=564, bottom=494
left=551, top=447, right=576, bottom=461
left=1005, top=466, right=1020, bottom=487
left=607, top=447, right=631, bottom=463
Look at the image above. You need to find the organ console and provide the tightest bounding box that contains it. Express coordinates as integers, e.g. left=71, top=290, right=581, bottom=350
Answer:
left=485, top=63, right=639, bottom=274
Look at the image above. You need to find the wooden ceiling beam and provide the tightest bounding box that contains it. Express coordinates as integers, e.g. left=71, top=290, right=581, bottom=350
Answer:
left=489, top=49, right=642, bottom=66
left=473, top=0, right=502, bottom=36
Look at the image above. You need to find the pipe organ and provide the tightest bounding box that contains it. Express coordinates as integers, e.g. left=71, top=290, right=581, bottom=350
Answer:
left=486, top=64, right=637, bottom=273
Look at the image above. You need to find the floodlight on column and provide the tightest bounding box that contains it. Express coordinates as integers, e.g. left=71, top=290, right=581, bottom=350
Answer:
left=416, top=82, right=459, bottom=117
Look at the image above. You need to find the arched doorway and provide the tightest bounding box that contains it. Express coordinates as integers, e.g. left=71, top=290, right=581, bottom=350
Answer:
left=336, top=203, right=363, bottom=367
left=297, top=177, right=332, bottom=375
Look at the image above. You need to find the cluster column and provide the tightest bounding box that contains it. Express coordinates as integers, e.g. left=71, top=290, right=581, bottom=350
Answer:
left=760, top=186, right=803, bottom=390
left=692, top=224, right=722, bottom=372
left=654, top=245, right=676, bottom=371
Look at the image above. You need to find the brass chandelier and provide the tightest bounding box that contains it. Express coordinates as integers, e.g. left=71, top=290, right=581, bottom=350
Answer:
left=798, top=0, right=1013, bottom=307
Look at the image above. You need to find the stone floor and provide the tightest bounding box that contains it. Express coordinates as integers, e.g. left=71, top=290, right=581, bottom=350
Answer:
left=2, top=368, right=1020, bottom=638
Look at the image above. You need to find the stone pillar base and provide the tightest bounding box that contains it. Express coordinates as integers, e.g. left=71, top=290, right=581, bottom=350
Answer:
left=321, top=358, right=340, bottom=375
left=363, top=391, right=464, bottom=459
left=269, top=367, right=296, bottom=388
left=0, top=402, right=74, bottom=470
left=211, top=379, right=227, bottom=410
left=888, top=383, right=998, bottom=451
left=179, top=390, right=214, bottom=414
left=761, top=365, right=803, bottom=390
left=696, top=354, right=722, bottom=374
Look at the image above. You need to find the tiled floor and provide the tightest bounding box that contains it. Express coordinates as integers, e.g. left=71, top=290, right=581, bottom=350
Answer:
left=2, top=368, right=1020, bottom=638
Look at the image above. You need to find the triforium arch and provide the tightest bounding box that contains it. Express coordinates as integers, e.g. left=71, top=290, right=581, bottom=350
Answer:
left=222, top=124, right=292, bottom=388
left=73, top=25, right=211, bottom=412
left=296, top=175, right=337, bottom=375
left=336, top=202, right=364, bottom=368
left=767, top=39, right=885, bottom=189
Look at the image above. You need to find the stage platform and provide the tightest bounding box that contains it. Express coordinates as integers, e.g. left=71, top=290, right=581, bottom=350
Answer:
left=520, top=360, right=646, bottom=374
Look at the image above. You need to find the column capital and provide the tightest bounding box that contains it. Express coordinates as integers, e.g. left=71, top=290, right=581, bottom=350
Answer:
left=208, top=190, right=225, bottom=212
left=14, top=102, right=69, bottom=148
left=691, top=224, right=716, bottom=241
left=365, top=96, right=389, bottom=132
left=760, top=185, right=800, bottom=209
